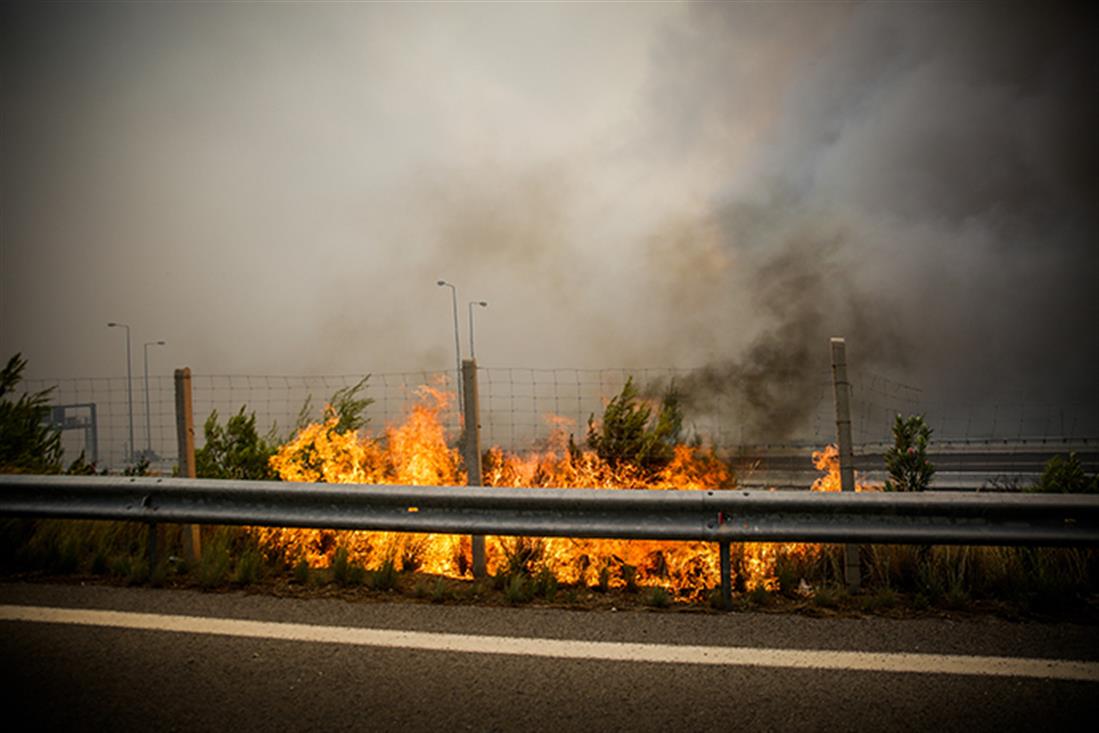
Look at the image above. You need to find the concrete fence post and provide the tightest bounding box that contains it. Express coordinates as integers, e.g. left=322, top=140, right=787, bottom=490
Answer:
left=174, top=368, right=201, bottom=565
left=830, top=338, right=862, bottom=593
left=462, top=359, right=487, bottom=578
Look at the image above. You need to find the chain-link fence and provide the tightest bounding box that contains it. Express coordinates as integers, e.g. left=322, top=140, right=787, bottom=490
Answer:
left=19, top=365, right=1099, bottom=471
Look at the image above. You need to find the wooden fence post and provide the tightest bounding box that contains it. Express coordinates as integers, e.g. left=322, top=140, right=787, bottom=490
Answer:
left=174, top=368, right=201, bottom=565
left=830, top=338, right=862, bottom=593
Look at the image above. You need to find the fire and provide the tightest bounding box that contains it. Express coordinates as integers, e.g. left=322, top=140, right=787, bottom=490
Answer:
left=254, top=388, right=841, bottom=600
left=810, top=444, right=880, bottom=492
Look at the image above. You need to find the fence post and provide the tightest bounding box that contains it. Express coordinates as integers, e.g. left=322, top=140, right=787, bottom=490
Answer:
left=174, top=368, right=202, bottom=565
left=462, top=359, right=486, bottom=578
left=830, top=338, right=861, bottom=593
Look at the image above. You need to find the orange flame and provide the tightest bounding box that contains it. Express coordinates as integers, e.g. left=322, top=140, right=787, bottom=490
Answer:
left=810, top=444, right=880, bottom=492
left=255, top=389, right=844, bottom=600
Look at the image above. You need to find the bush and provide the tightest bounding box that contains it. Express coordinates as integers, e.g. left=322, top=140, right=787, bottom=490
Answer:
left=0, top=353, right=62, bottom=474
left=195, top=407, right=278, bottom=480
left=332, top=547, right=367, bottom=586
left=292, top=557, right=311, bottom=585
left=1030, top=453, right=1098, bottom=494
left=533, top=565, right=558, bottom=601
left=644, top=586, right=672, bottom=608
left=504, top=573, right=533, bottom=604
left=371, top=557, right=399, bottom=591
left=883, top=414, right=934, bottom=492
left=587, top=377, right=683, bottom=476
left=233, top=548, right=264, bottom=586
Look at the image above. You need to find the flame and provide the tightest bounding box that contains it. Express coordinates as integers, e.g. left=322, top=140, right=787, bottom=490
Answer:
left=254, top=388, right=849, bottom=600
left=810, top=444, right=880, bottom=492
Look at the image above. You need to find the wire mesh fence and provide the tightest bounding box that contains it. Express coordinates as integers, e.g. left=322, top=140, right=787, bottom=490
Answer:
left=19, top=365, right=1099, bottom=471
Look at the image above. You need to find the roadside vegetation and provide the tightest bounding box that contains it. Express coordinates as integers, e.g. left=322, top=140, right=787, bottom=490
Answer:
left=1, top=357, right=1096, bottom=619
left=2, top=518, right=1095, bottom=620
left=883, top=414, right=935, bottom=492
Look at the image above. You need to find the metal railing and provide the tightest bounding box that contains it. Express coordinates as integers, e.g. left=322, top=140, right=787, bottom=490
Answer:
left=3, top=474, right=1098, bottom=607
left=3, top=474, right=1098, bottom=546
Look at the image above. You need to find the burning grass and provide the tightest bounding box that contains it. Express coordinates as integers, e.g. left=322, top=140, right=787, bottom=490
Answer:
left=255, top=385, right=777, bottom=599
left=3, top=383, right=1096, bottom=618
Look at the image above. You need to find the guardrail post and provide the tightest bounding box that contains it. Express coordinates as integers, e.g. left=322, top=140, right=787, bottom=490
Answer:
left=462, top=359, right=487, bottom=578
left=146, top=520, right=158, bottom=580
left=174, top=368, right=201, bottom=565
left=830, top=338, right=862, bottom=593
left=719, top=538, right=732, bottom=610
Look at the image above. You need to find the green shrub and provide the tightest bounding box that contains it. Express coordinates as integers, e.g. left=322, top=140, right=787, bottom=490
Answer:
left=504, top=573, right=533, bottom=604
left=326, top=376, right=373, bottom=434
left=293, top=557, right=311, bottom=585
left=587, top=377, right=683, bottom=476
left=533, top=565, right=558, bottom=601
left=233, top=548, right=263, bottom=586
left=0, top=353, right=62, bottom=474
left=498, top=537, right=543, bottom=578
left=883, top=415, right=934, bottom=491
left=332, top=547, right=367, bottom=586
left=371, top=557, right=399, bottom=591
left=644, top=586, right=672, bottom=608
left=196, top=407, right=278, bottom=480
left=1030, top=453, right=1098, bottom=494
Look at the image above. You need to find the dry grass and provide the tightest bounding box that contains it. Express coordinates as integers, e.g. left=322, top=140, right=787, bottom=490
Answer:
left=3, top=519, right=1096, bottom=619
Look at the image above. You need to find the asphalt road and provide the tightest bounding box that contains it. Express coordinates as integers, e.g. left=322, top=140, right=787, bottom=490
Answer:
left=2, top=581, right=1096, bottom=732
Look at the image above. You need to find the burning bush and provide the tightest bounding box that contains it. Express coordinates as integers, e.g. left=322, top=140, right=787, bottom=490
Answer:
left=255, top=377, right=777, bottom=599
left=586, top=377, right=683, bottom=477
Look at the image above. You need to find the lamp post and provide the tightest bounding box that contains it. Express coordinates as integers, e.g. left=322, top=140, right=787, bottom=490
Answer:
left=143, top=340, right=166, bottom=460
left=468, top=300, right=488, bottom=360
left=107, top=322, right=134, bottom=463
left=437, top=280, right=462, bottom=404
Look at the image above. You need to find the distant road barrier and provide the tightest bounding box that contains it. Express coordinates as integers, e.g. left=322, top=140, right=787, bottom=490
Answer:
left=3, top=474, right=1097, bottom=606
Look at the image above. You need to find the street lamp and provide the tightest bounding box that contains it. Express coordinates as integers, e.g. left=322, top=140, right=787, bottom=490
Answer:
left=143, top=340, right=166, bottom=460
left=468, top=300, right=488, bottom=360
left=437, top=280, right=462, bottom=404
left=107, top=322, right=134, bottom=463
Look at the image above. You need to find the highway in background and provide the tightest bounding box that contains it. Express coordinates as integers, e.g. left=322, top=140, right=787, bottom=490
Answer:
left=732, top=441, right=1099, bottom=490
left=2, top=582, right=1096, bottom=732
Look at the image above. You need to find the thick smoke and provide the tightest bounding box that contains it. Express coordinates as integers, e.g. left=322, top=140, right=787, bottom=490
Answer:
left=637, top=3, right=1099, bottom=440
left=1, top=2, right=1095, bottom=444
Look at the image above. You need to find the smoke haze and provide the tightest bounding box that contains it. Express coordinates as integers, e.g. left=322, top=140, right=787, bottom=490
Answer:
left=2, top=2, right=1096, bottom=439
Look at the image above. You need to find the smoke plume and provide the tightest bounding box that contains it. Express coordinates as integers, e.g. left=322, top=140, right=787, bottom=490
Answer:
left=2, top=2, right=1095, bottom=443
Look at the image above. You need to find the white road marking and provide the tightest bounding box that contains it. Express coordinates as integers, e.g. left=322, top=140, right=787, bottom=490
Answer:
left=2, top=604, right=1096, bottom=682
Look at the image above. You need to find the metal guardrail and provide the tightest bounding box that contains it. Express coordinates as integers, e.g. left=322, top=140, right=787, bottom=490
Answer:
left=3, top=474, right=1097, bottom=607
left=2, top=474, right=1098, bottom=547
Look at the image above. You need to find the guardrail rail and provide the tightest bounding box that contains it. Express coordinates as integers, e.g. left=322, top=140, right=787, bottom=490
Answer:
left=3, top=474, right=1097, bottom=607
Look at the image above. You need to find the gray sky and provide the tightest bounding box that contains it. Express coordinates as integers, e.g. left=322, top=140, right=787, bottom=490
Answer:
left=3, top=2, right=1096, bottom=418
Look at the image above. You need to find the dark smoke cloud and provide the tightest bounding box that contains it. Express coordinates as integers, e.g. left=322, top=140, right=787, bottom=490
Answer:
left=637, top=2, right=1098, bottom=439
